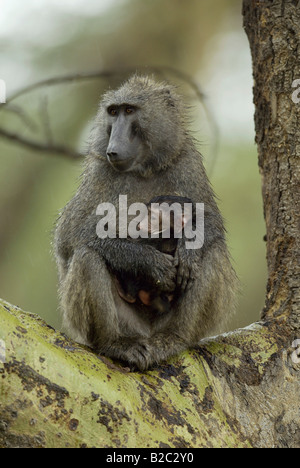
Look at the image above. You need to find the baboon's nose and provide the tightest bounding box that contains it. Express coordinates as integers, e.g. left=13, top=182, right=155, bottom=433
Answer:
left=107, top=151, right=118, bottom=161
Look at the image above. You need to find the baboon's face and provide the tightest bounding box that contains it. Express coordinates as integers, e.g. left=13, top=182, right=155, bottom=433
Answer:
left=91, top=76, right=187, bottom=176
left=105, top=104, right=146, bottom=173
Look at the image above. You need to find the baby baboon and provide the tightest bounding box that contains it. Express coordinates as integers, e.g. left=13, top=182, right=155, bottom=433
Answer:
left=115, top=195, right=194, bottom=316
left=55, top=75, right=237, bottom=371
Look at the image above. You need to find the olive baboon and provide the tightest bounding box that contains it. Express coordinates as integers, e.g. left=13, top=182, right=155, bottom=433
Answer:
left=54, top=75, right=237, bottom=371
left=113, top=195, right=195, bottom=316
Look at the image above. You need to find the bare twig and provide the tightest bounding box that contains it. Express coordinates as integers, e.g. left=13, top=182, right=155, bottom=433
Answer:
left=0, top=70, right=116, bottom=107
left=39, top=94, right=53, bottom=145
left=0, top=67, right=219, bottom=168
left=1, top=103, right=37, bottom=131
left=0, top=128, right=82, bottom=159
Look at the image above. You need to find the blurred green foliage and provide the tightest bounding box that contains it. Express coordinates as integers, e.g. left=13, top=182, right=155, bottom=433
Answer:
left=0, top=0, right=267, bottom=331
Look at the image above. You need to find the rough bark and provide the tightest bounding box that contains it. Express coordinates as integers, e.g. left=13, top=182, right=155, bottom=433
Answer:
left=0, top=0, right=299, bottom=448
left=242, top=0, right=300, bottom=334
left=0, top=299, right=299, bottom=448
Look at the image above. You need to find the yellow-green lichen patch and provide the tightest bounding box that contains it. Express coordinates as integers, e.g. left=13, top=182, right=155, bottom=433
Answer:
left=1, top=299, right=273, bottom=448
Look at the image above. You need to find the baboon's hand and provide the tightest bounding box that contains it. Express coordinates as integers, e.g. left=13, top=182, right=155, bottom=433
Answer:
left=122, top=339, right=153, bottom=371
left=102, top=337, right=154, bottom=371
left=148, top=252, right=177, bottom=293
left=175, top=243, right=194, bottom=294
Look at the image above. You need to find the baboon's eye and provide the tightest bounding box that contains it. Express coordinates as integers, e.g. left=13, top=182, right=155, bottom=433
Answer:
left=107, top=107, right=117, bottom=116
left=125, top=106, right=135, bottom=115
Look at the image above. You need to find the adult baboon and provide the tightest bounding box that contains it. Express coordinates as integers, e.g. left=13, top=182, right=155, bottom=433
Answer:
left=55, top=75, right=237, bottom=371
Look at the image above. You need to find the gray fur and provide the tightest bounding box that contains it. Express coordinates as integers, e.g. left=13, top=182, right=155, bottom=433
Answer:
left=54, top=75, right=237, bottom=371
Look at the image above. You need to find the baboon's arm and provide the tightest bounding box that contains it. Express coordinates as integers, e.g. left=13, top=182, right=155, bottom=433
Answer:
left=89, top=237, right=177, bottom=292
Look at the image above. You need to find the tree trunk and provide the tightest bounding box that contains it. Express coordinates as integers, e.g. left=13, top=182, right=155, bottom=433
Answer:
left=243, top=0, right=300, bottom=333
left=0, top=0, right=299, bottom=448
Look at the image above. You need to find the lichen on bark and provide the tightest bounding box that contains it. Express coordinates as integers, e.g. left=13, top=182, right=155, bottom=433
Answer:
left=0, top=299, right=299, bottom=448
left=0, top=0, right=299, bottom=449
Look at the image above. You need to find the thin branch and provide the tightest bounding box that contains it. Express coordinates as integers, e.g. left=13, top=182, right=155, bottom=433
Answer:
left=0, top=67, right=219, bottom=168
left=0, top=70, right=116, bottom=107
left=39, top=94, right=54, bottom=145
left=0, top=128, right=82, bottom=160
left=1, top=103, right=37, bottom=131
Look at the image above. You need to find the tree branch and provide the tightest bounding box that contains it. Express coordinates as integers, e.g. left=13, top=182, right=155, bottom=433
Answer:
left=39, top=95, right=54, bottom=145
left=0, top=67, right=219, bottom=166
left=243, top=0, right=300, bottom=332
left=1, top=104, right=37, bottom=131
left=0, top=298, right=299, bottom=448
left=0, top=128, right=82, bottom=160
